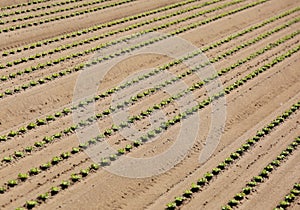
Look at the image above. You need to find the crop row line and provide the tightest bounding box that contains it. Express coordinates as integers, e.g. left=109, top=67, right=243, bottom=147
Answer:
left=0, top=0, right=52, bottom=10
left=0, top=25, right=299, bottom=199
left=3, top=11, right=298, bottom=146
left=2, top=27, right=298, bottom=178
left=221, top=136, right=300, bottom=210
left=1, top=29, right=297, bottom=196
left=1, top=23, right=294, bottom=199
left=0, top=6, right=294, bottom=145
left=0, top=0, right=217, bottom=55
left=273, top=182, right=300, bottom=210
left=15, top=43, right=300, bottom=210
left=164, top=46, right=300, bottom=209
left=0, top=0, right=269, bottom=100
left=166, top=112, right=300, bottom=209
left=14, top=162, right=100, bottom=209
left=3, top=24, right=297, bottom=168
left=0, top=0, right=112, bottom=25
left=0, top=0, right=85, bottom=18
left=0, top=0, right=241, bottom=70
left=0, top=14, right=300, bottom=98
left=4, top=11, right=297, bottom=153
left=0, top=0, right=250, bottom=145
left=0, top=0, right=136, bottom=33
left=0, top=0, right=229, bottom=65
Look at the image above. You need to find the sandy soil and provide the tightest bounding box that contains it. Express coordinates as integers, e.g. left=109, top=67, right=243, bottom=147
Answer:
left=0, top=0, right=299, bottom=209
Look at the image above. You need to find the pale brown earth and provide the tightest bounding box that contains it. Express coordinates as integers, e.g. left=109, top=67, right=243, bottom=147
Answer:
left=0, top=0, right=299, bottom=209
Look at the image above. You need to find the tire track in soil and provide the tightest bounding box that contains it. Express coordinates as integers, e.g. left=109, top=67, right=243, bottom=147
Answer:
left=0, top=0, right=111, bottom=27
left=0, top=0, right=246, bottom=86
left=37, top=41, right=295, bottom=210
left=181, top=114, right=300, bottom=210
left=0, top=0, right=292, bottom=132
left=238, top=156, right=300, bottom=210
left=0, top=0, right=190, bottom=48
left=1, top=11, right=298, bottom=199
left=2, top=14, right=296, bottom=174
left=0, top=0, right=224, bottom=58
left=146, top=56, right=299, bottom=209
left=0, top=0, right=300, bottom=208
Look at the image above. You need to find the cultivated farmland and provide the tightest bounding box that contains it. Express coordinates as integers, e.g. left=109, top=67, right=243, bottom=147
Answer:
left=0, top=0, right=300, bottom=209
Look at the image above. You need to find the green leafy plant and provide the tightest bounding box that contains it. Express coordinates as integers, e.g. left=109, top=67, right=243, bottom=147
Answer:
left=90, top=163, right=100, bottom=170
left=38, top=193, right=49, bottom=201
left=101, top=158, right=110, bottom=166
left=174, top=196, right=185, bottom=206
left=183, top=189, right=192, bottom=198
left=18, top=173, right=29, bottom=181
left=60, top=181, right=70, bottom=189
left=40, top=162, right=51, bottom=170
left=166, top=202, right=176, bottom=210
left=51, top=156, right=63, bottom=165
left=234, top=193, right=245, bottom=201
left=204, top=172, right=213, bottom=181
left=253, top=176, right=263, bottom=183
left=80, top=169, right=89, bottom=177
left=29, top=168, right=40, bottom=175
left=8, top=179, right=18, bottom=187
left=71, top=147, right=80, bottom=154
left=0, top=187, right=6, bottom=194
left=71, top=174, right=81, bottom=182
left=228, top=199, right=239, bottom=207
left=242, top=187, right=252, bottom=195
left=190, top=183, right=200, bottom=192
left=3, top=156, right=13, bottom=162
left=118, top=148, right=126, bottom=155
left=25, top=146, right=33, bottom=152
left=50, top=186, right=60, bottom=195
left=26, top=200, right=38, bottom=209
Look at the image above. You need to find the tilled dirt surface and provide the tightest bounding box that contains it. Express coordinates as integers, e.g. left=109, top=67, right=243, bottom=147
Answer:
left=0, top=0, right=299, bottom=209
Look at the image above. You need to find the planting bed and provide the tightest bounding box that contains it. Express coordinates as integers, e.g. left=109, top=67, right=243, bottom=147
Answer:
left=0, top=0, right=299, bottom=209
